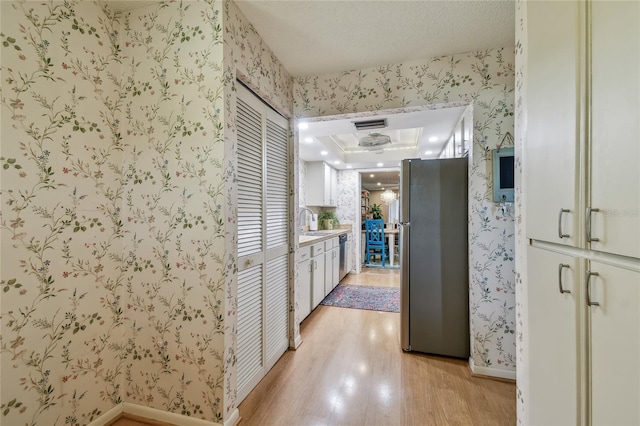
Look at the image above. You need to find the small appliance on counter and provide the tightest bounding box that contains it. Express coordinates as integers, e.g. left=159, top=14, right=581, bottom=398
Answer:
left=309, top=214, right=318, bottom=231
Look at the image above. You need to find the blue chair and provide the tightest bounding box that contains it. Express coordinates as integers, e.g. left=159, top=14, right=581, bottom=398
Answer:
left=365, top=219, right=388, bottom=267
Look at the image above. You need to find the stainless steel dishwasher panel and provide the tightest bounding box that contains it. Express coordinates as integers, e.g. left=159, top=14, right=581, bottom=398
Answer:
left=338, top=233, right=347, bottom=281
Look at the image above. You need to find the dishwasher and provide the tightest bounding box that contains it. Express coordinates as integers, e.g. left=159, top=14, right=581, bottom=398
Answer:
left=338, top=233, right=348, bottom=281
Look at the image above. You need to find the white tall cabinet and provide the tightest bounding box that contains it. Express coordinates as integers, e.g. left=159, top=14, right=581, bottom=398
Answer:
left=524, top=1, right=640, bottom=425
left=306, top=162, right=338, bottom=207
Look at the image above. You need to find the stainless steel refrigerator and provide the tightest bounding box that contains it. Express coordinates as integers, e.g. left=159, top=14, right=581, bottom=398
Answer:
left=399, top=158, right=469, bottom=358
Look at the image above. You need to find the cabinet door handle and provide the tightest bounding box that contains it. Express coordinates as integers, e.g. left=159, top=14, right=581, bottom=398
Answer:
left=586, top=270, right=600, bottom=307
left=314, top=260, right=317, bottom=270
left=558, top=263, right=571, bottom=294
left=558, top=208, right=570, bottom=239
left=586, top=208, right=600, bottom=243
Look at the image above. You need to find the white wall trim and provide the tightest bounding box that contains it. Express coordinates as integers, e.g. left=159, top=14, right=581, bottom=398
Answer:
left=290, top=334, right=303, bottom=349
left=88, top=404, right=123, bottom=426
left=224, top=408, right=240, bottom=426
left=469, top=357, right=516, bottom=381
left=124, top=403, right=221, bottom=426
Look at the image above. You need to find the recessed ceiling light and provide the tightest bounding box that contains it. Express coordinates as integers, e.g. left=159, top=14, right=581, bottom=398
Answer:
left=381, top=187, right=385, bottom=190
left=304, top=137, right=313, bottom=143
left=346, top=165, right=352, bottom=169
left=321, top=150, right=328, bottom=155
left=377, top=162, right=383, bottom=167
left=377, top=182, right=381, bottom=186
left=333, top=160, right=340, bottom=165
left=298, top=122, right=309, bottom=130
left=370, top=174, right=374, bottom=178
left=429, top=136, right=438, bottom=143
left=425, top=150, right=433, bottom=155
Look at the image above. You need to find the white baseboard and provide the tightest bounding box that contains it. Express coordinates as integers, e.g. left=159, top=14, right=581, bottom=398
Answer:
left=89, top=402, right=223, bottom=426
left=122, top=403, right=221, bottom=425
left=290, top=334, right=303, bottom=349
left=224, top=408, right=240, bottom=426
left=469, top=357, right=516, bottom=381
left=88, top=404, right=123, bottom=426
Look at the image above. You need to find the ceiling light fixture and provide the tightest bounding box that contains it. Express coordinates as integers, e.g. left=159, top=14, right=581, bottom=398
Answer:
left=298, top=122, right=309, bottom=130
left=429, top=136, right=438, bottom=143
left=321, top=150, right=328, bottom=156
left=304, top=137, right=313, bottom=143
left=425, top=150, right=433, bottom=155
left=377, top=162, right=383, bottom=167
left=346, top=165, right=352, bottom=169
left=377, top=182, right=381, bottom=186
left=333, top=160, right=340, bottom=165
left=370, top=174, right=374, bottom=178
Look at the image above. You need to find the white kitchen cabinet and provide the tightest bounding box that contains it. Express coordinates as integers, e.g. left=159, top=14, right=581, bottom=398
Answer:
left=297, top=246, right=312, bottom=322
left=324, top=238, right=340, bottom=296
left=306, top=161, right=337, bottom=207
left=526, top=246, right=581, bottom=425
left=588, top=261, right=640, bottom=426
left=523, top=1, right=640, bottom=424
left=525, top=0, right=581, bottom=247
left=588, top=1, right=640, bottom=259
left=311, top=242, right=325, bottom=308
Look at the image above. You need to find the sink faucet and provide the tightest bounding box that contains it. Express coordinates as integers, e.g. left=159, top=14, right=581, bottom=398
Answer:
left=298, top=207, right=313, bottom=233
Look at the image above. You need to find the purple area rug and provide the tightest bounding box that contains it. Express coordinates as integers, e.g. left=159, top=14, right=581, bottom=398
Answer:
left=320, top=284, right=400, bottom=313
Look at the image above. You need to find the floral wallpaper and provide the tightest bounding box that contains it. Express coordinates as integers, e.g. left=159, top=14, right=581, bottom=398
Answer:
left=514, top=0, right=528, bottom=422
left=120, top=1, right=228, bottom=423
left=293, top=48, right=517, bottom=374
left=1, top=2, right=127, bottom=425
left=335, top=170, right=360, bottom=273
left=1, top=0, right=293, bottom=425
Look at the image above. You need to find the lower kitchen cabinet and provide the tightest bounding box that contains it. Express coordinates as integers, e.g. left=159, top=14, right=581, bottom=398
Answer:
left=297, top=246, right=312, bottom=322
left=311, top=242, right=325, bottom=308
left=527, top=246, right=580, bottom=425
left=589, top=261, right=640, bottom=425
left=324, top=237, right=339, bottom=296
left=527, top=245, right=640, bottom=425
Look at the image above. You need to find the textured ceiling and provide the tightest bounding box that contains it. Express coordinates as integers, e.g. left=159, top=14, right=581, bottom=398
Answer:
left=235, top=0, right=516, bottom=77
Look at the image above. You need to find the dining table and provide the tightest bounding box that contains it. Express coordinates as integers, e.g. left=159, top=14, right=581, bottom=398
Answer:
left=361, top=227, right=399, bottom=266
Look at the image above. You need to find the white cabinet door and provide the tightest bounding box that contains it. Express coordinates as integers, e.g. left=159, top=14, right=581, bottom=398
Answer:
left=305, top=162, right=337, bottom=207
left=589, top=261, right=640, bottom=426
left=323, top=163, right=332, bottom=206
left=332, top=247, right=339, bottom=289
left=311, top=254, right=325, bottom=308
left=324, top=250, right=333, bottom=297
left=525, top=0, right=580, bottom=246
left=526, top=246, right=581, bottom=425
left=330, top=166, right=338, bottom=207
left=589, top=1, right=640, bottom=259
left=297, top=258, right=311, bottom=322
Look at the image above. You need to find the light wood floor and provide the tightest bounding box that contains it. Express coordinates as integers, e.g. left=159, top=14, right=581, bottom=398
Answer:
left=239, top=269, right=515, bottom=425
left=113, top=269, right=516, bottom=425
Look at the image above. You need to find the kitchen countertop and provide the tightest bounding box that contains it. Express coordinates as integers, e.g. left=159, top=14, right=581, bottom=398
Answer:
left=299, top=227, right=351, bottom=247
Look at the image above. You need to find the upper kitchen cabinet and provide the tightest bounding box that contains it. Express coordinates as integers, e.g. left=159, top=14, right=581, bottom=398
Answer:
left=589, top=1, right=640, bottom=259
left=525, top=0, right=640, bottom=259
left=525, top=0, right=581, bottom=247
left=306, top=161, right=338, bottom=207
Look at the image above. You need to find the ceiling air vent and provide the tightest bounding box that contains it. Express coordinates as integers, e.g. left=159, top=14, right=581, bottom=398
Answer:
left=353, top=118, right=387, bottom=131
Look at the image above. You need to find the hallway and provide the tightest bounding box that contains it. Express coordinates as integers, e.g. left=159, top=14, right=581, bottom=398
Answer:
left=238, top=269, right=516, bottom=425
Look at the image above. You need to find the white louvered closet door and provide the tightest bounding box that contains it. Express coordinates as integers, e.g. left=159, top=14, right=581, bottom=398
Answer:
left=236, top=84, right=289, bottom=403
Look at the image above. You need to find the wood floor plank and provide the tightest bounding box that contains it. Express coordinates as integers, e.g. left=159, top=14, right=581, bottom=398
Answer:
left=238, top=301, right=516, bottom=426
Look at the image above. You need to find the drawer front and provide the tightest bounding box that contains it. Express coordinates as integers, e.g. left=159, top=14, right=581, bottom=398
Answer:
left=298, top=246, right=311, bottom=262
left=311, top=242, right=325, bottom=256
left=324, top=237, right=338, bottom=251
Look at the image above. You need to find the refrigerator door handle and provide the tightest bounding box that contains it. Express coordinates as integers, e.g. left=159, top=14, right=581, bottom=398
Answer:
left=400, top=223, right=410, bottom=351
